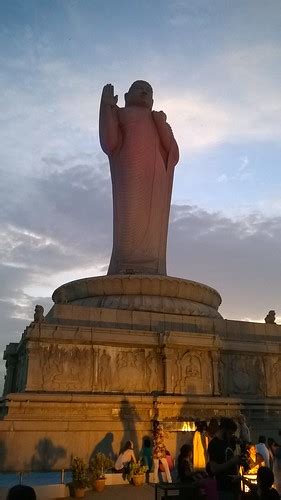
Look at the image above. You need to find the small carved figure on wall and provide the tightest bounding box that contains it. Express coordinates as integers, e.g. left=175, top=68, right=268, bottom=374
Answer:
left=34, top=305, right=44, bottom=323
left=99, top=349, right=112, bottom=391
left=265, top=310, right=276, bottom=324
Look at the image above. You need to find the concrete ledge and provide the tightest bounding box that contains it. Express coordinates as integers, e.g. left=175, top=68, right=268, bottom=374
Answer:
left=104, top=473, right=128, bottom=485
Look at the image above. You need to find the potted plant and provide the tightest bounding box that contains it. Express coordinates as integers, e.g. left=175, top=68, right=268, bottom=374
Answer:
left=88, top=452, right=114, bottom=492
left=69, top=456, right=89, bottom=498
left=125, top=460, right=148, bottom=486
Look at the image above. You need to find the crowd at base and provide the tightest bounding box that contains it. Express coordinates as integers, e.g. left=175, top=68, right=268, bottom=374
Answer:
left=113, top=412, right=281, bottom=500
left=4, top=414, right=281, bottom=500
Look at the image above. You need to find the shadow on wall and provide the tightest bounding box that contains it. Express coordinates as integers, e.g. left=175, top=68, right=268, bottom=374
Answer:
left=119, top=398, right=141, bottom=456
left=89, top=399, right=142, bottom=463
left=30, top=438, right=66, bottom=470
left=89, top=432, right=116, bottom=462
left=0, top=440, right=7, bottom=469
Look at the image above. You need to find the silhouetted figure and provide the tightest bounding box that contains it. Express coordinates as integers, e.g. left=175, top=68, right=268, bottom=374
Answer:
left=7, top=485, right=36, bottom=500
left=177, top=444, right=194, bottom=482
left=265, top=310, right=276, bottom=324
left=208, top=418, right=220, bottom=441
left=208, top=417, right=242, bottom=500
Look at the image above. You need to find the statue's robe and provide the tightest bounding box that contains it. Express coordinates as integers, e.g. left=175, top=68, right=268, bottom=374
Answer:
left=100, top=105, right=179, bottom=275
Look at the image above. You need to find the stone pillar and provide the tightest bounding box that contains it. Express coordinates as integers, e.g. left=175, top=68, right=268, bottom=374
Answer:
left=3, top=347, right=18, bottom=395
left=162, top=347, right=174, bottom=393
left=24, top=342, right=43, bottom=391
left=92, top=347, right=99, bottom=389
left=211, top=350, right=220, bottom=396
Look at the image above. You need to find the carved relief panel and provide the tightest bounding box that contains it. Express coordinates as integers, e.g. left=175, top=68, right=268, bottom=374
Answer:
left=264, top=355, right=281, bottom=397
left=97, top=347, right=163, bottom=393
left=172, top=350, right=212, bottom=395
left=39, top=344, right=94, bottom=391
left=25, top=340, right=164, bottom=393
left=222, top=353, right=265, bottom=396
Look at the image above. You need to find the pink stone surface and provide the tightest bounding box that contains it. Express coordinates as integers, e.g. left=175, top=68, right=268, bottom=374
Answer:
left=99, top=81, right=179, bottom=275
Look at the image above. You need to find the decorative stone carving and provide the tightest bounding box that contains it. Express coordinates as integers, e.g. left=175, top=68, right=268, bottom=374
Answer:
left=3, top=343, right=18, bottom=395
left=227, top=354, right=265, bottom=396
left=34, top=305, right=44, bottom=323
left=264, top=355, right=281, bottom=396
left=265, top=310, right=276, bottom=324
left=116, top=349, right=145, bottom=392
left=171, top=350, right=212, bottom=395
left=98, top=349, right=112, bottom=391
left=145, top=350, right=163, bottom=393
left=37, top=345, right=94, bottom=392
left=210, top=350, right=221, bottom=396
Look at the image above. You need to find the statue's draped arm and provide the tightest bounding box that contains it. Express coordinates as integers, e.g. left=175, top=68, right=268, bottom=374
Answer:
left=152, top=111, right=179, bottom=169
left=99, top=84, right=122, bottom=156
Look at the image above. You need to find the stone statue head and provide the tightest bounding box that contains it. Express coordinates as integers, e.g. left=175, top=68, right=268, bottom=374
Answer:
left=125, top=80, right=153, bottom=110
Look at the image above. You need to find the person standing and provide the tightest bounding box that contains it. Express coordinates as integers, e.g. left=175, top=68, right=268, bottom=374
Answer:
left=193, top=421, right=209, bottom=470
left=208, top=417, right=244, bottom=500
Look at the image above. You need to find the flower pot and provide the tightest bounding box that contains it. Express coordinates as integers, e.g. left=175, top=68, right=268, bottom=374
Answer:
left=132, top=474, right=145, bottom=486
left=73, top=487, right=86, bottom=498
left=93, top=478, right=106, bottom=492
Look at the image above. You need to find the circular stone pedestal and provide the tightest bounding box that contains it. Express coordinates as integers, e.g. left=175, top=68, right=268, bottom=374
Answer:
left=52, top=275, right=222, bottom=319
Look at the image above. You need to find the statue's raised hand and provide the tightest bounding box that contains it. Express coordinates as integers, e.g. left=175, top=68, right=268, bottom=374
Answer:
left=101, top=84, right=118, bottom=106
left=152, top=110, right=167, bottom=123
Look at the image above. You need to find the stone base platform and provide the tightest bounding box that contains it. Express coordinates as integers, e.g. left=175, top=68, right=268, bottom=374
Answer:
left=1, top=274, right=281, bottom=471
left=52, top=275, right=222, bottom=318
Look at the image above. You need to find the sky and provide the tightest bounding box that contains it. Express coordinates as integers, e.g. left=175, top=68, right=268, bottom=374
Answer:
left=1, top=0, right=281, bottom=392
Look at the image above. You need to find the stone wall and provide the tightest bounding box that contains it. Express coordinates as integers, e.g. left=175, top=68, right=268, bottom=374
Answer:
left=1, top=299, right=281, bottom=471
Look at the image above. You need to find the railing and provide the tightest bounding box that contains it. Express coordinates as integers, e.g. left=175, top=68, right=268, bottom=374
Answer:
left=0, top=470, right=71, bottom=488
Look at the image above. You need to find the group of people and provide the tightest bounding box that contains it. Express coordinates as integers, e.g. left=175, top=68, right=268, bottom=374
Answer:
left=6, top=416, right=281, bottom=499
left=182, top=417, right=281, bottom=500
left=114, top=433, right=175, bottom=483
left=114, top=416, right=281, bottom=500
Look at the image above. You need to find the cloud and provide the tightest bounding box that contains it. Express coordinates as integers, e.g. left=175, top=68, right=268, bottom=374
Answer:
left=1, top=37, right=281, bottom=185
left=168, top=205, right=281, bottom=320
left=154, top=40, right=281, bottom=153
left=216, top=155, right=251, bottom=184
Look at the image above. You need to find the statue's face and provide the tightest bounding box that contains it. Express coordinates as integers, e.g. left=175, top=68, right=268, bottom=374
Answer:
left=125, top=80, right=153, bottom=109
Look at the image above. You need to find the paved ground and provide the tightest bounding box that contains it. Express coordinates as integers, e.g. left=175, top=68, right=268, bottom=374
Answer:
left=68, top=484, right=156, bottom=500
